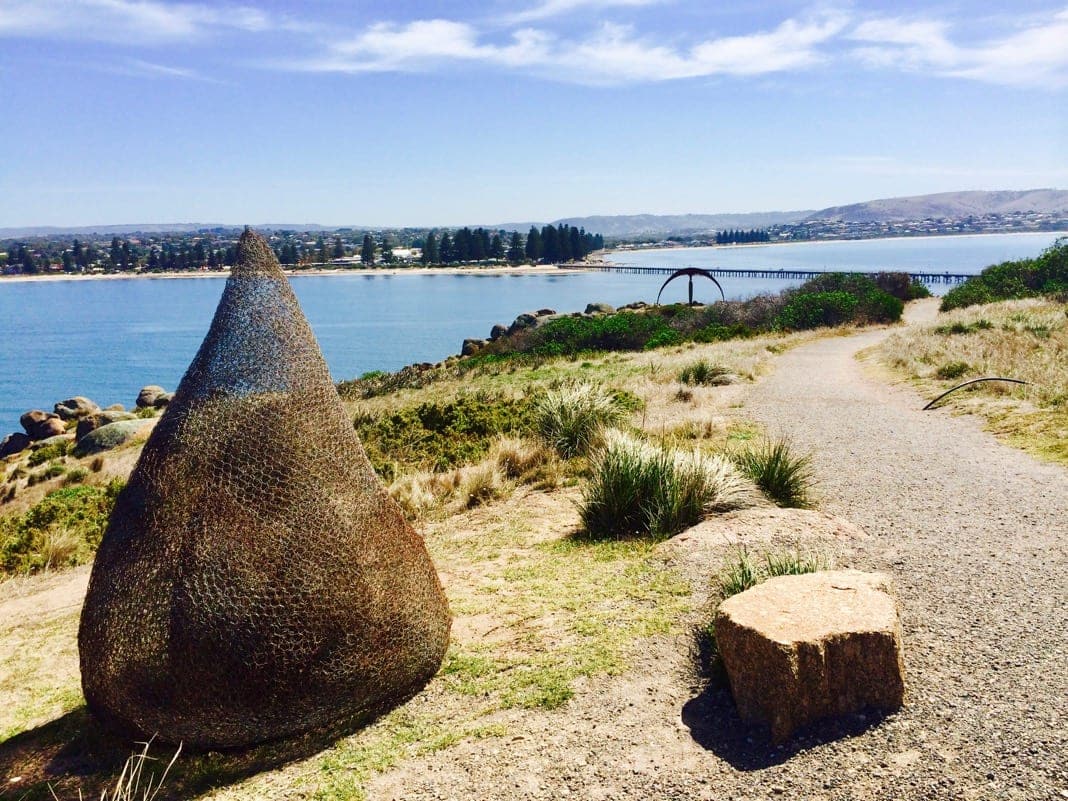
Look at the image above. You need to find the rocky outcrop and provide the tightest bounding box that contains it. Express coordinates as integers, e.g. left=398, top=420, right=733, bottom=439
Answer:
left=54, top=396, right=101, bottom=420
left=489, top=323, right=507, bottom=341
left=461, top=338, right=487, bottom=356
left=715, top=570, right=905, bottom=742
left=536, top=308, right=556, bottom=316
left=136, top=385, right=167, bottom=408
left=0, top=432, right=30, bottom=458
left=73, top=419, right=151, bottom=457
left=76, top=410, right=138, bottom=441
left=585, top=302, right=615, bottom=314
left=507, top=312, right=539, bottom=335
left=20, top=410, right=67, bottom=441
left=153, top=392, right=174, bottom=408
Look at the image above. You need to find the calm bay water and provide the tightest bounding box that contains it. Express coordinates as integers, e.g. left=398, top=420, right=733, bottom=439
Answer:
left=0, top=232, right=1062, bottom=436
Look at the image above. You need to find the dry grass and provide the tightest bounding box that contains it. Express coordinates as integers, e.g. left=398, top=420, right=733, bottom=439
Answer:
left=874, top=299, right=1068, bottom=463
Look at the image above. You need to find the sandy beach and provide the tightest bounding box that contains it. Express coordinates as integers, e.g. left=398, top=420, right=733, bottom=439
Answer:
left=0, top=262, right=594, bottom=284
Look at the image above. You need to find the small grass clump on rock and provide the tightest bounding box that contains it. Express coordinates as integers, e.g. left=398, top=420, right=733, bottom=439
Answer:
left=533, top=382, right=628, bottom=458
left=579, top=430, right=755, bottom=540
left=734, top=437, right=814, bottom=508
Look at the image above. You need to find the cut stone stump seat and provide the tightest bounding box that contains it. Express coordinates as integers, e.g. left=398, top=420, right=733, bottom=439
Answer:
left=714, top=569, right=905, bottom=743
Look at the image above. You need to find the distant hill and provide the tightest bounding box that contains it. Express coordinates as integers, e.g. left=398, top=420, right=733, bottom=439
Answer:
left=539, top=212, right=811, bottom=238
left=0, top=222, right=336, bottom=238
left=4, top=189, right=1065, bottom=240
left=806, top=189, right=1068, bottom=223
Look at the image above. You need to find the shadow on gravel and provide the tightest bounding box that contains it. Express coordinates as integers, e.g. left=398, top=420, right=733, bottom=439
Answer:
left=0, top=701, right=399, bottom=800
left=681, top=680, right=891, bottom=770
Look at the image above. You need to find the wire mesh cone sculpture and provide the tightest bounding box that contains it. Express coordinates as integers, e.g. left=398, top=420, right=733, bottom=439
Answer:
left=78, top=230, right=450, bottom=749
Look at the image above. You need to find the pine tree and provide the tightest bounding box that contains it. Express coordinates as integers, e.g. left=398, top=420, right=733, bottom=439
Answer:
left=332, top=236, right=345, bottom=259
left=507, top=231, right=523, bottom=263
left=525, top=226, right=542, bottom=262
left=422, top=231, right=438, bottom=265
left=110, top=237, right=122, bottom=269
left=439, top=232, right=454, bottom=263
left=361, top=234, right=375, bottom=265
left=380, top=235, right=394, bottom=264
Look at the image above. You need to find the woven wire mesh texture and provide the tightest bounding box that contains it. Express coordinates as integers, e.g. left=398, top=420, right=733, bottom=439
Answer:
left=78, top=230, right=451, bottom=749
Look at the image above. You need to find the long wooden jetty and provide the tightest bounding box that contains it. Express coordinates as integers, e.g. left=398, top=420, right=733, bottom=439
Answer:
left=566, top=264, right=971, bottom=284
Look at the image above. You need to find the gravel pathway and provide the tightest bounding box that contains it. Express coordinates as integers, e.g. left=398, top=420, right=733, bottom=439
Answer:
left=373, top=306, right=1067, bottom=801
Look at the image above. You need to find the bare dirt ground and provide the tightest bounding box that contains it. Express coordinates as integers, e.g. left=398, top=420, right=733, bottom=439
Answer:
left=370, top=298, right=1068, bottom=801
left=3, top=299, right=1065, bottom=799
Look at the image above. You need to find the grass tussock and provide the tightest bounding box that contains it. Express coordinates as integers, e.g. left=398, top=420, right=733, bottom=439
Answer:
left=733, top=437, right=815, bottom=509
left=579, top=430, right=757, bottom=540
left=678, top=359, right=733, bottom=386
left=533, top=381, right=629, bottom=458
left=876, top=298, right=1068, bottom=464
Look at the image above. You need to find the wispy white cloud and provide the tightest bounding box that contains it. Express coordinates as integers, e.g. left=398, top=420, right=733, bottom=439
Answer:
left=0, top=0, right=274, bottom=43
left=850, top=8, right=1068, bottom=87
left=502, top=0, right=665, bottom=25
left=291, top=11, right=848, bottom=84
left=120, top=58, right=224, bottom=81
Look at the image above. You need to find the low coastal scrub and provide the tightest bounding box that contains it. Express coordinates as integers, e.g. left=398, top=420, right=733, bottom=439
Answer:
left=468, top=272, right=908, bottom=363
left=353, top=392, right=537, bottom=479
left=734, top=437, right=815, bottom=509
left=1, top=480, right=123, bottom=576
left=578, top=430, right=756, bottom=540
left=877, top=298, right=1068, bottom=463
left=940, top=238, right=1068, bottom=311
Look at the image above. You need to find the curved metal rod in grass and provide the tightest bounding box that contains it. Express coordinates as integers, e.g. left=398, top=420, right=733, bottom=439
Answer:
left=922, top=377, right=1030, bottom=411
left=655, top=267, right=726, bottom=306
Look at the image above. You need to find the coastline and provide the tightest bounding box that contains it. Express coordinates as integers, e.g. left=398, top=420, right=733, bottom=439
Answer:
left=0, top=263, right=593, bottom=284
left=603, top=229, right=1068, bottom=258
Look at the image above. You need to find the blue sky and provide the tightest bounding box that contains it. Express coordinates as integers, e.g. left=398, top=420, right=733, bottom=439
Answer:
left=1, top=0, right=1066, bottom=227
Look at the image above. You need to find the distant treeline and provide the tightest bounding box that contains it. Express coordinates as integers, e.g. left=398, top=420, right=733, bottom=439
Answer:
left=2, top=225, right=605, bottom=274
left=422, top=225, right=604, bottom=265
left=715, top=229, right=771, bottom=245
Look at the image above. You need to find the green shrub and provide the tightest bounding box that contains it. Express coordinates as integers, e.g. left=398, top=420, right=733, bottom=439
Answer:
left=734, top=437, right=814, bottom=508
left=533, top=382, right=627, bottom=458
left=1, top=480, right=124, bottom=575
left=856, top=289, right=904, bottom=323
left=527, top=312, right=677, bottom=355
left=579, top=432, right=754, bottom=540
left=776, top=291, right=858, bottom=330
left=354, top=392, right=536, bottom=479
left=936, top=361, right=971, bottom=380
left=906, top=280, right=933, bottom=299
left=27, top=439, right=71, bottom=466
left=941, top=239, right=1068, bottom=311
left=678, top=360, right=731, bottom=386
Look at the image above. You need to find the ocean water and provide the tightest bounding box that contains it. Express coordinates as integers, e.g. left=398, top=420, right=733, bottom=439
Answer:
left=0, top=232, right=1062, bottom=436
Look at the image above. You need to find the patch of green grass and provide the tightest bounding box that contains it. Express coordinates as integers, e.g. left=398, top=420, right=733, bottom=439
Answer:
left=734, top=437, right=814, bottom=509
left=935, top=361, right=971, bottom=380
left=933, top=319, right=993, bottom=335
